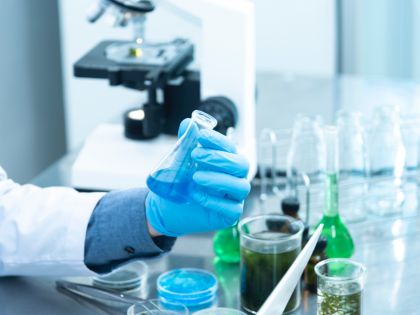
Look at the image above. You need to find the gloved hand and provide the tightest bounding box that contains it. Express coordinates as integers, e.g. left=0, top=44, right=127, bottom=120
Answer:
left=145, top=119, right=251, bottom=237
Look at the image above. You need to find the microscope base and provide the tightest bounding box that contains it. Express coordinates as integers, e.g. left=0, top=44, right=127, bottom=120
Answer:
left=71, top=123, right=177, bottom=191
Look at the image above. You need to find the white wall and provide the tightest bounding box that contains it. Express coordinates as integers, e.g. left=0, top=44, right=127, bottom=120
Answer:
left=0, top=0, right=66, bottom=183
left=59, top=0, right=336, bottom=149
left=341, top=0, right=420, bottom=81
left=255, top=0, right=336, bottom=75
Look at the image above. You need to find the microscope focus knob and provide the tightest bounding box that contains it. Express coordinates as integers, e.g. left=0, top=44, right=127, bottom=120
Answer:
left=198, top=96, right=238, bottom=135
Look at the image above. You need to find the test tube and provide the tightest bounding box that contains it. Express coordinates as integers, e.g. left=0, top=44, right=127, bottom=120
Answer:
left=238, top=214, right=304, bottom=314
left=315, top=259, right=366, bottom=315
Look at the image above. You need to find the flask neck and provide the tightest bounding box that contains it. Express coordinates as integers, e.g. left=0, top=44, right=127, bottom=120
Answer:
left=323, top=126, right=339, bottom=217
left=324, top=172, right=339, bottom=217
left=191, top=110, right=217, bottom=130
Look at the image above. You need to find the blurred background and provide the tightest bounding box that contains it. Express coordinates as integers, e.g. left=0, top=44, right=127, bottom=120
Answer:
left=0, top=0, right=418, bottom=183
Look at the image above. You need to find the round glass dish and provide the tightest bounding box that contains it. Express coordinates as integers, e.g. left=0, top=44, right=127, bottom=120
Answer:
left=157, top=268, right=218, bottom=311
left=93, top=261, right=148, bottom=291
left=193, top=308, right=246, bottom=315
left=127, top=299, right=188, bottom=315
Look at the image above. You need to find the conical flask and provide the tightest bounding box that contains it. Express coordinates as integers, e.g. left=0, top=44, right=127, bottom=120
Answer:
left=146, top=110, right=217, bottom=203
left=315, top=126, right=354, bottom=258
left=213, top=224, right=240, bottom=263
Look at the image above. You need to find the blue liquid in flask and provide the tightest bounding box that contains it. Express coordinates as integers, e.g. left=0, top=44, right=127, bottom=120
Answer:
left=146, top=110, right=217, bottom=203
left=147, top=168, right=192, bottom=203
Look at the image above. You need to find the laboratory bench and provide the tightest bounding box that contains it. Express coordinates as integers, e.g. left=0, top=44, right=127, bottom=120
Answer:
left=2, top=73, right=420, bottom=315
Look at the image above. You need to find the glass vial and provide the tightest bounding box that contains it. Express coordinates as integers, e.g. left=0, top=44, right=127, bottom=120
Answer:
left=147, top=110, right=217, bottom=203
left=304, top=236, right=327, bottom=293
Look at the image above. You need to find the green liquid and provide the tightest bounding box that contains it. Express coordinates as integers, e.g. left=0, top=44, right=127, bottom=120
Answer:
left=317, top=173, right=354, bottom=258
left=214, top=225, right=240, bottom=263
left=240, top=244, right=300, bottom=314
left=317, top=290, right=361, bottom=315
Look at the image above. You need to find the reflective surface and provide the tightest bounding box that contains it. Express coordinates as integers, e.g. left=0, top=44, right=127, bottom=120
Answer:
left=2, top=73, right=420, bottom=315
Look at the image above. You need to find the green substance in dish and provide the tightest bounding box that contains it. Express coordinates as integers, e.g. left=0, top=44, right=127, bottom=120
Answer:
left=240, top=241, right=300, bottom=313
left=317, top=290, right=361, bottom=315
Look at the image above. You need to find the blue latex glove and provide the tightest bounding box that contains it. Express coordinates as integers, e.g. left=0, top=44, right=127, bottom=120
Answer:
left=145, top=119, right=251, bottom=237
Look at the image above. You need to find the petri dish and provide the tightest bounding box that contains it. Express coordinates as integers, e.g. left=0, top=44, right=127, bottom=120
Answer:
left=93, top=261, right=148, bottom=291
left=127, top=299, right=188, bottom=315
left=193, top=308, right=246, bottom=315
left=157, top=268, right=218, bottom=311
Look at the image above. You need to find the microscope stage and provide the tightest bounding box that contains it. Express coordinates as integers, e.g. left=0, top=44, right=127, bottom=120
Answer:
left=74, top=39, right=194, bottom=89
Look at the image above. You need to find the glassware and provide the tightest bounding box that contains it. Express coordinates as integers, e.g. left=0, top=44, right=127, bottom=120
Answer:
left=147, top=110, right=217, bottom=203
left=258, top=129, right=278, bottom=211
left=304, top=236, right=327, bottom=293
left=127, top=299, right=188, bottom=315
left=315, top=259, right=366, bottom=315
left=194, top=308, right=246, bottom=315
left=366, top=105, right=406, bottom=216
left=213, top=225, right=240, bottom=264
left=238, top=214, right=304, bottom=314
left=401, top=114, right=420, bottom=178
left=157, top=268, right=218, bottom=312
left=213, top=259, right=240, bottom=309
left=336, top=110, right=367, bottom=223
left=93, top=261, right=148, bottom=298
left=316, top=126, right=354, bottom=259
left=287, top=115, right=326, bottom=225
left=213, top=128, right=240, bottom=264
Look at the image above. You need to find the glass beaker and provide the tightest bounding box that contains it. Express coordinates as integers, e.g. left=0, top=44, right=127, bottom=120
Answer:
left=238, top=214, right=304, bottom=314
left=287, top=115, right=326, bottom=225
left=315, top=259, right=366, bottom=315
left=127, top=299, right=188, bottom=315
left=147, top=110, right=217, bottom=203
left=336, top=110, right=367, bottom=223
left=365, top=105, right=406, bottom=216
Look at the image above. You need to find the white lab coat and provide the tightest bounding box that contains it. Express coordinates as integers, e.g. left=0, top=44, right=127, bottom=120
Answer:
left=0, top=166, right=104, bottom=276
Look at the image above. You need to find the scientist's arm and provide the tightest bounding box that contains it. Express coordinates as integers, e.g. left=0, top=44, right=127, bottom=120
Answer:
left=84, top=122, right=250, bottom=273
left=84, top=188, right=176, bottom=274
left=0, top=168, right=173, bottom=276
left=0, top=166, right=104, bottom=276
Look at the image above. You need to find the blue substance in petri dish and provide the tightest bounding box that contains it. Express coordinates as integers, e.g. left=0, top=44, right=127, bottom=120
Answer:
left=147, top=169, right=193, bottom=204
left=157, top=269, right=218, bottom=311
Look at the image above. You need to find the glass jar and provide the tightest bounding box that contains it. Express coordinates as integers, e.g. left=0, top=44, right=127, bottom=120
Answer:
left=336, top=110, right=367, bottom=223
left=238, top=214, right=304, bottom=314
left=366, top=105, right=406, bottom=215
left=287, top=115, right=326, bottom=224
left=315, top=259, right=366, bottom=315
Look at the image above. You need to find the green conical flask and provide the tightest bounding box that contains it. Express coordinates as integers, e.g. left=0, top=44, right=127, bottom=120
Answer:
left=316, top=126, right=354, bottom=258
left=213, top=225, right=240, bottom=264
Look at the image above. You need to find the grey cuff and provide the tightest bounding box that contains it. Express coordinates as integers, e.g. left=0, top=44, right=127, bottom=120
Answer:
left=84, top=188, right=176, bottom=274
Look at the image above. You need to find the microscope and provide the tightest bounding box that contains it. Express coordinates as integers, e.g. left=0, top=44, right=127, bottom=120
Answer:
left=71, top=0, right=256, bottom=190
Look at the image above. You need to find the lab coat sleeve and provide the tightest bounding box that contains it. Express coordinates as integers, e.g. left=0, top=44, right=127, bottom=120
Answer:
left=0, top=166, right=105, bottom=276
left=84, top=188, right=177, bottom=274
